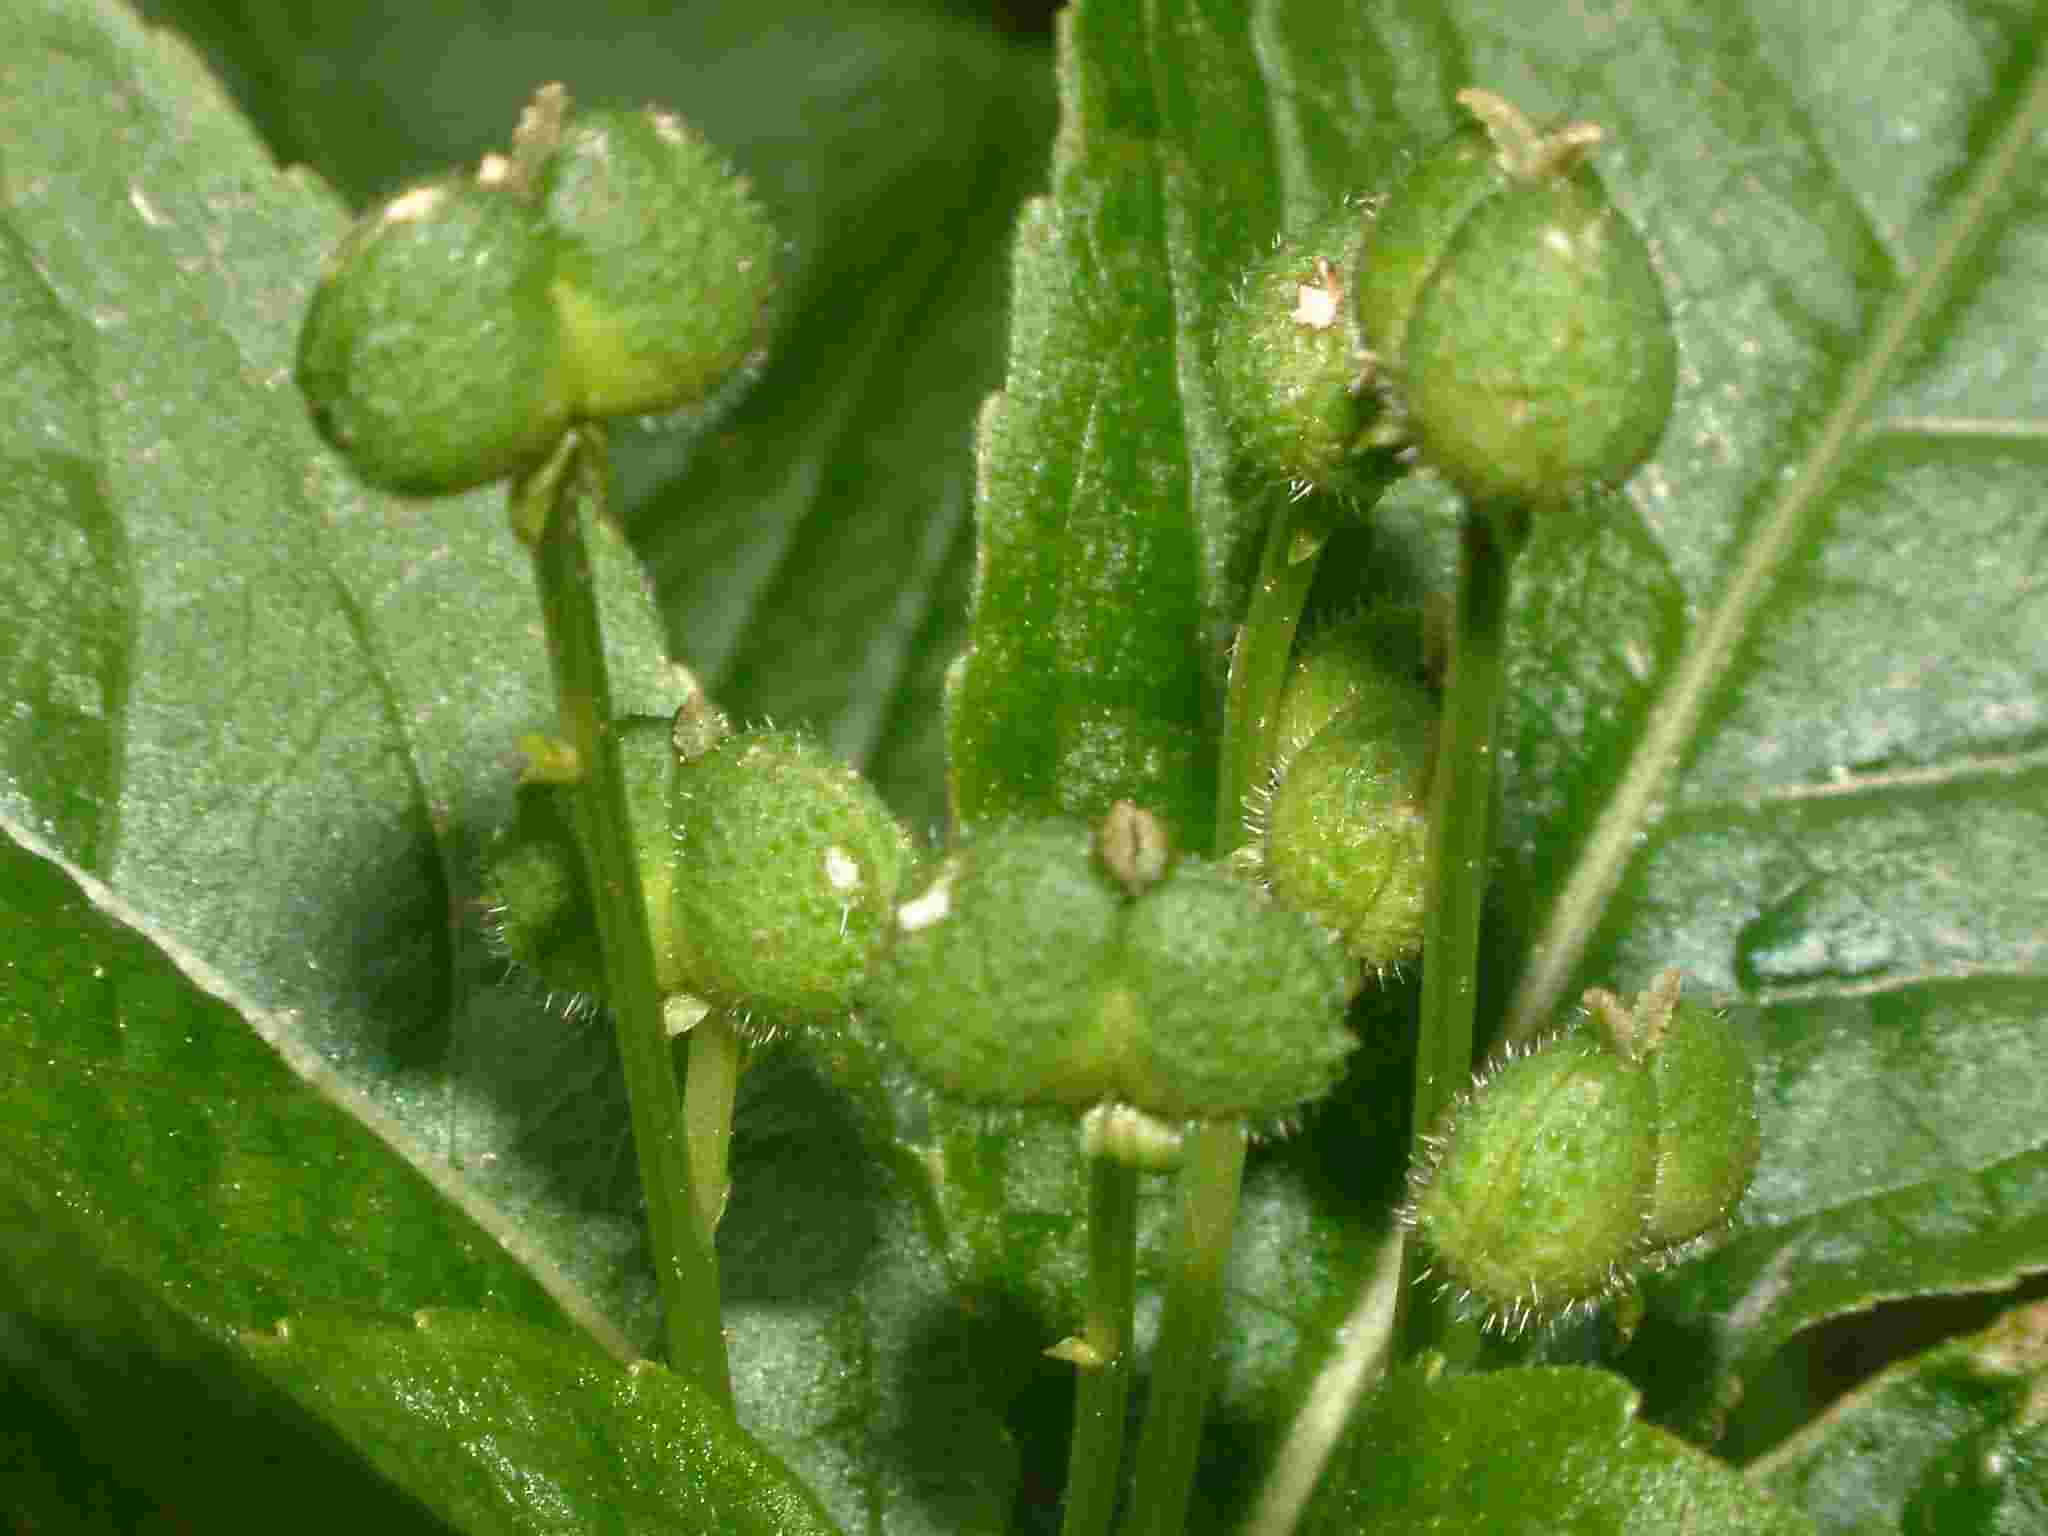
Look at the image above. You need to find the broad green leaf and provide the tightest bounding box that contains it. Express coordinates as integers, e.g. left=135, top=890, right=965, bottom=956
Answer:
left=0, top=836, right=567, bottom=1330
left=241, top=1307, right=841, bottom=1536
left=137, top=0, right=1056, bottom=833
left=1749, top=1296, right=2048, bottom=1535
left=1300, top=1363, right=1816, bottom=1535
left=1, top=1, right=1057, bottom=1530
left=0, top=0, right=692, bottom=1352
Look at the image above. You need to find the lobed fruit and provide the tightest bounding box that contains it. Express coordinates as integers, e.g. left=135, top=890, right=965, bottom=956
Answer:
left=1214, top=201, right=1389, bottom=497
left=297, top=177, right=572, bottom=495
left=1640, top=994, right=1763, bottom=1253
left=297, top=87, right=779, bottom=496
left=1409, top=1036, right=1658, bottom=1331
left=1354, top=87, right=1677, bottom=511
left=865, top=814, right=1356, bottom=1121
left=482, top=716, right=688, bottom=1001
left=1255, top=607, right=1438, bottom=973
left=1408, top=971, right=1762, bottom=1330
left=541, top=106, right=780, bottom=420
left=670, top=728, right=913, bottom=1020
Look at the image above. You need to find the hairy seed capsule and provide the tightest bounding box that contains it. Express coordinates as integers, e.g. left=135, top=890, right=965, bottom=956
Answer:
left=1260, top=614, right=1437, bottom=971
left=1119, top=857, right=1357, bottom=1119
left=1214, top=202, right=1386, bottom=496
left=1640, top=997, right=1762, bottom=1252
left=541, top=107, right=781, bottom=420
left=1409, top=1036, right=1658, bottom=1328
left=866, top=819, right=1125, bottom=1107
left=1355, top=88, right=1676, bottom=509
left=670, top=729, right=911, bottom=1018
left=482, top=716, right=686, bottom=1000
left=297, top=177, right=572, bottom=494
left=867, top=816, right=1356, bottom=1119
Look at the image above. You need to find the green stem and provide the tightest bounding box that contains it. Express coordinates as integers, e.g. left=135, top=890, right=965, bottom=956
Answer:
left=1124, top=1120, right=1247, bottom=1536
left=1216, top=493, right=1319, bottom=857
left=1402, top=510, right=1518, bottom=1353
left=512, top=430, right=731, bottom=1403
left=1059, top=1156, right=1141, bottom=1536
left=682, top=1010, right=742, bottom=1247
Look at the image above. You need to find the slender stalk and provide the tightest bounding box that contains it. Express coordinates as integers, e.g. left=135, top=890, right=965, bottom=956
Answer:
left=682, top=1010, right=742, bottom=1247
left=512, top=430, right=731, bottom=1403
left=1216, top=493, right=1319, bottom=856
left=1058, top=1156, right=1142, bottom=1536
left=1124, top=1120, right=1247, bottom=1536
left=1402, top=511, right=1518, bottom=1353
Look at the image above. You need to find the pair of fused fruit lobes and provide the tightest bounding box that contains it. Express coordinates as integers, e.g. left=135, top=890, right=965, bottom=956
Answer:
left=1406, top=970, right=1762, bottom=1331
left=484, top=712, right=911, bottom=1029
left=1220, top=87, right=1676, bottom=511
left=297, top=84, right=779, bottom=496
left=864, top=808, right=1357, bottom=1124
left=1249, top=606, right=1437, bottom=975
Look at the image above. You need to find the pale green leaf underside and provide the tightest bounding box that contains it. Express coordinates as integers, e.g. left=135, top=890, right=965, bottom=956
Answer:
left=0, top=0, right=676, bottom=1349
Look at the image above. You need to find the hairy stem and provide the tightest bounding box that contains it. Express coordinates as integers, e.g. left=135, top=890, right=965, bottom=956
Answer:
left=1125, top=1120, right=1247, bottom=1536
left=1059, top=1156, right=1141, bottom=1536
left=512, top=430, right=730, bottom=1403
left=1402, top=511, right=1518, bottom=1352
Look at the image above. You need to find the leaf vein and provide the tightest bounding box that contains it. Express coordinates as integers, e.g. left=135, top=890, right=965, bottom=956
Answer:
left=1507, top=57, right=2048, bottom=1039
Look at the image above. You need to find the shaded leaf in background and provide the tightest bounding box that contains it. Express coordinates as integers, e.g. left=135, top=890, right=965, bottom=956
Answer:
left=1750, top=1296, right=2048, bottom=1535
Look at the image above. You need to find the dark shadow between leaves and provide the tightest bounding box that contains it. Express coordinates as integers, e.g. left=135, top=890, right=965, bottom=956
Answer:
left=717, top=1044, right=881, bottom=1306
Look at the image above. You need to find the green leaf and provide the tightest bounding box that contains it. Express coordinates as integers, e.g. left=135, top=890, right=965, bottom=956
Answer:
left=1749, top=1296, right=2048, bottom=1535
left=948, top=0, right=1284, bottom=849
left=241, top=1307, right=842, bottom=1536
left=12, top=0, right=2048, bottom=1531
left=1299, top=1363, right=1816, bottom=1535
left=0, top=0, right=689, bottom=1348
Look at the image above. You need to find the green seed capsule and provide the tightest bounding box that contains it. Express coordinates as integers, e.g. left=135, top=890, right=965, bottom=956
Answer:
left=1214, top=203, right=1385, bottom=496
left=670, top=729, right=912, bottom=1019
left=1356, top=88, right=1676, bottom=509
left=297, top=176, right=572, bottom=494
left=866, top=819, right=1126, bottom=1108
left=1118, top=857, right=1357, bottom=1119
left=541, top=107, right=781, bottom=420
left=482, top=716, right=687, bottom=1001
left=867, top=815, right=1356, bottom=1120
left=1271, top=604, right=1434, bottom=756
left=1410, top=1036, right=1658, bottom=1331
left=1259, top=642, right=1436, bottom=974
left=1640, top=997, right=1761, bottom=1253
